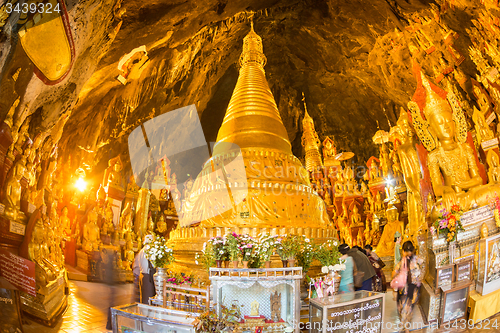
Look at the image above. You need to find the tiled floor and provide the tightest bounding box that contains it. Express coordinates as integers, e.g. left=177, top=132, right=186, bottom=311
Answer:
left=20, top=280, right=500, bottom=333
left=22, top=281, right=134, bottom=333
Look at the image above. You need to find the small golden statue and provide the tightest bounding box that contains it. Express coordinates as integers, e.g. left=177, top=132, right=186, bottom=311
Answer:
left=473, top=107, right=495, bottom=144
left=374, top=190, right=384, bottom=213
left=156, top=214, right=167, bottom=234
left=375, top=205, right=403, bottom=258
left=82, top=209, right=101, bottom=252
left=146, top=215, right=155, bottom=234
left=350, top=203, right=362, bottom=227
left=2, top=155, right=26, bottom=221
left=334, top=169, right=345, bottom=197
left=487, top=150, right=500, bottom=184
left=250, top=300, right=260, bottom=316
left=322, top=136, right=340, bottom=167
left=103, top=156, right=124, bottom=191
left=61, top=206, right=73, bottom=239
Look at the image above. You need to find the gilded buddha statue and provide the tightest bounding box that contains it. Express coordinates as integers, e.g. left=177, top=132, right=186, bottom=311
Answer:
left=391, top=111, right=425, bottom=236
left=487, top=150, right=500, bottom=184
left=408, top=70, right=500, bottom=212
left=351, top=204, right=362, bottom=227
left=82, top=209, right=101, bottom=252
left=472, top=107, right=495, bottom=144
left=119, top=202, right=134, bottom=238
left=29, top=217, right=57, bottom=287
left=3, top=154, right=26, bottom=221
left=156, top=214, right=167, bottom=235
left=61, top=206, right=73, bottom=239
left=103, top=156, right=124, bottom=191
left=334, top=168, right=345, bottom=197
left=146, top=215, right=155, bottom=234
left=375, top=204, right=403, bottom=257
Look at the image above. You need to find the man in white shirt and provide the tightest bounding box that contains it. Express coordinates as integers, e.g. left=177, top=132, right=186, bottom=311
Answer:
left=132, top=243, right=156, bottom=304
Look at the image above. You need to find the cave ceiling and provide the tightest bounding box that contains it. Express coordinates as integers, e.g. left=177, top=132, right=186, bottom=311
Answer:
left=0, top=0, right=491, bottom=182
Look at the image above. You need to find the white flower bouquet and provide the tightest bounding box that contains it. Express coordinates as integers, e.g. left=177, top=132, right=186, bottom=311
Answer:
left=143, top=233, right=174, bottom=268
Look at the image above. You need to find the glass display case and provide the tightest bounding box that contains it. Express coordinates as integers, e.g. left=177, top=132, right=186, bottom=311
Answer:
left=309, top=291, right=384, bottom=333
left=110, top=303, right=197, bottom=333
left=209, top=267, right=302, bottom=333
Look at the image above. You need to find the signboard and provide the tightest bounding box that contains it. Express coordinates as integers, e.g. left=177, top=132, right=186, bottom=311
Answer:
left=481, top=137, right=499, bottom=150
left=0, top=249, right=36, bottom=296
left=455, top=259, right=472, bottom=282
left=326, top=298, right=383, bottom=333
left=0, top=287, right=23, bottom=333
left=461, top=205, right=493, bottom=227
left=440, top=282, right=471, bottom=325
left=9, top=221, right=26, bottom=236
left=436, top=265, right=454, bottom=292
left=486, top=112, right=497, bottom=125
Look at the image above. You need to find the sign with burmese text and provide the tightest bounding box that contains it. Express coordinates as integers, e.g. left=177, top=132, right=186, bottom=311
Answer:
left=0, top=249, right=36, bottom=296
left=442, top=286, right=468, bottom=323
left=461, top=205, right=493, bottom=227
left=456, top=261, right=472, bottom=282
left=326, top=298, right=382, bottom=333
left=437, top=266, right=454, bottom=290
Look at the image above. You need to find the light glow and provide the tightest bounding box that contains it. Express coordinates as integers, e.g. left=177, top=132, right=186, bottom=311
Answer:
left=75, top=177, right=87, bottom=192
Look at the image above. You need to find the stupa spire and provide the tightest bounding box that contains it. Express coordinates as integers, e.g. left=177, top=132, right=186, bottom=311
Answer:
left=301, top=92, right=323, bottom=172
left=213, top=23, right=291, bottom=155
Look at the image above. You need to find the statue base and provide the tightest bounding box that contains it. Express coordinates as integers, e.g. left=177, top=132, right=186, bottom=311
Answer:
left=419, top=280, right=440, bottom=325
left=20, top=272, right=67, bottom=327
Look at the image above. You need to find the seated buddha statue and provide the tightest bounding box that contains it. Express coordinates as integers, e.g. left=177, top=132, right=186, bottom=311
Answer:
left=350, top=204, right=362, bottom=227
left=103, top=156, right=124, bottom=191
left=122, top=239, right=135, bottom=271
left=102, top=202, right=115, bottom=236
left=375, top=204, right=403, bottom=257
left=408, top=71, right=500, bottom=212
left=374, top=190, right=384, bottom=213
left=344, top=167, right=359, bottom=195
left=156, top=214, right=167, bottom=235
left=3, top=155, right=26, bottom=221
left=487, top=150, right=500, bottom=184
left=61, top=206, right=73, bottom=239
left=28, top=218, right=56, bottom=287
left=334, top=170, right=345, bottom=197
left=371, top=216, right=382, bottom=246
left=473, top=107, right=495, bottom=144
left=364, top=220, right=372, bottom=245
left=119, top=202, right=133, bottom=238
left=83, top=209, right=101, bottom=252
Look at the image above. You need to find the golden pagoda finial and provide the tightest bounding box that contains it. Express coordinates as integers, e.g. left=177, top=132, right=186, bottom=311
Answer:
left=301, top=92, right=323, bottom=172
left=214, top=23, right=289, bottom=154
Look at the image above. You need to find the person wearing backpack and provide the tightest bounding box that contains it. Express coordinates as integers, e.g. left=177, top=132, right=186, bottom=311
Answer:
left=391, top=241, right=424, bottom=333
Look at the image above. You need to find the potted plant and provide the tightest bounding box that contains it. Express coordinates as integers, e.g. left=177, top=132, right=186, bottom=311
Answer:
left=206, top=236, right=227, bottom=267
left=315, top=239, right=342, bottom=273
left=296, top=236, right=315, bottom=272
left=226, top=232, right=241, bottom=268
left=258, top=233, right=279, bottom=268
left=238, top=234, right=254, bottom=269
left=143, top=233, right=175, bottom=301
left=195, top=242, right=216, bottom=273
left=281, top=234, right=301, bottom=267
left=194, top=302, right=241, bottom=333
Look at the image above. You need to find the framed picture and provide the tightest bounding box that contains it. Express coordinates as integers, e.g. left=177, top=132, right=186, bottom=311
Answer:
left=439, top=281, right=472, bottom=326
left=476, top=233, right=500, bottom=295
left=434, top=264, right=455, bottom=293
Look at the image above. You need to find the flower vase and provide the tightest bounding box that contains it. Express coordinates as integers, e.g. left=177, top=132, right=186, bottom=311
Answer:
left=328, top=270, right=341, bottom=295
left=215, top=260, right=222, bottom=268
left=288, top=259, right=296, bottom=267
left=282, top=260, right=288, bottom=268
left=153, top=267, right=167, bottom=301
left=223, top=261, right=229, bottom=268
left=265, top=261, right=271, bottom=269
left=232, top=260, right=239, bottom=268
left=242, top=261, right=249, bottom=269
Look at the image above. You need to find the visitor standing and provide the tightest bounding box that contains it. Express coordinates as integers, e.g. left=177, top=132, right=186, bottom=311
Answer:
left=394, top=231, right=402, bottom=265
left=347, top=245, right=376, bottom=291
left=392, top=241, right=424, bottom=333
left=338, top=244, right=354, bottom=293
left=364, top=244, right=387, bottom=292
left=132, top=239, right=157, bottom=304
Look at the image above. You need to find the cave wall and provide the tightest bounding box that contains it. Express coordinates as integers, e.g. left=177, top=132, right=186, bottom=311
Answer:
left=0, top=0, right=497, bottom=184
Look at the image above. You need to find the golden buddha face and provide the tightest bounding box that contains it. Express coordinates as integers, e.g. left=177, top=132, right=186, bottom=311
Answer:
left=428, top=106, right=455, bottom=141
left=387, top=207, right=398, bottom=221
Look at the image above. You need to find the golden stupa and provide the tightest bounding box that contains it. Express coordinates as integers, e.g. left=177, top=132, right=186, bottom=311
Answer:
left=170, top=23, right=334, bottom=271
left=301, top=94, right=323, bottom=173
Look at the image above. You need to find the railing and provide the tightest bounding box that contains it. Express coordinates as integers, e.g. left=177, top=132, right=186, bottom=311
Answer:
left=209, top=267, right=303, bottom=279
left=149, top=283, right=211, bottom=314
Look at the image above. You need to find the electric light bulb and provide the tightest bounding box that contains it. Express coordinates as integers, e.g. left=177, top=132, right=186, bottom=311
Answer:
left=75, top=177, right=87, bottom=192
